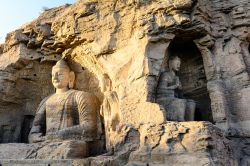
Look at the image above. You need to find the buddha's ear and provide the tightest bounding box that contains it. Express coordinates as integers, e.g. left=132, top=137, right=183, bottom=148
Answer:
left=69, top=71, right=75, bottom=89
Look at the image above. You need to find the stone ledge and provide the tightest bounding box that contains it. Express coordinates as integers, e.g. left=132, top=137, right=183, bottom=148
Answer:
left=0, top=159, right=88, bottom=166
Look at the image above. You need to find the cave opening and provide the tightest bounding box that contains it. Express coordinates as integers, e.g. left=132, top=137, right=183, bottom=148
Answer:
left=20, top=115, right=34, bottom=143
left=167, top=39, right=213, bottom=122
left=248, top=40, right=250, bottom=52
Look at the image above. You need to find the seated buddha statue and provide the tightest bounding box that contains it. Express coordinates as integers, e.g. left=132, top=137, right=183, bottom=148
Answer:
left=156, top=56, right=196, bottom=121
left=28, top=59, right=102, bottom=158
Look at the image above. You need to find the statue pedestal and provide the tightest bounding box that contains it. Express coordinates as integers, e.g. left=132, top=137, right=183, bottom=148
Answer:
left=0, top=139, right=104, bottom=159
left=0, top=159, right=90, bottom=166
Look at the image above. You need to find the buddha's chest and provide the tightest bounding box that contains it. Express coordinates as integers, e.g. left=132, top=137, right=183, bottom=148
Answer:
left=45, top=94, right=79, bottom=132
left=159, top=73, right=178, bottom=87
left=166, top=73, right=177, bottom=83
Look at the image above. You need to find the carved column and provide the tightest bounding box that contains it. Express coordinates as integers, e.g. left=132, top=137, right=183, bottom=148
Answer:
left=195, top=35, right=229, bottom=130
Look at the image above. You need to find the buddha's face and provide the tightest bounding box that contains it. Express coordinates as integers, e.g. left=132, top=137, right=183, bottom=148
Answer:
left=52, top=67, right=70, bottom=89
left=169, top=57, right=181, bottom=72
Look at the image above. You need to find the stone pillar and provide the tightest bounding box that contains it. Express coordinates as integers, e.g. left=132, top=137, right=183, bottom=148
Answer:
left=207, top=80, right=228, bottom=130
left=195, top=36, right=228, bottom=129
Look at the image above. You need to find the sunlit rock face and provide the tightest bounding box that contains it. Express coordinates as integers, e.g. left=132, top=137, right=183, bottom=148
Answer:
left=0, top=0, right=249, bottom=165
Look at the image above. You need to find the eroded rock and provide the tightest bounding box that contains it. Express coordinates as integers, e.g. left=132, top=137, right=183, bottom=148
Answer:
left=0, top=0, right=249, bottom=165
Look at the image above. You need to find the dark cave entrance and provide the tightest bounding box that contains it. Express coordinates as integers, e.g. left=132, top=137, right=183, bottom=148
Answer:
left=248, top=41, right=250, bottom=53
left=167, top=39, right=213, bottom=122
left=248, top=43, right=250, bottom=73
left=20, top=115, right=34, bottom=143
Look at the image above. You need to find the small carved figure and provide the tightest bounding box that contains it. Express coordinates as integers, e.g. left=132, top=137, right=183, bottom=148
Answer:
left=99, top=73, right=120, bottom=153
left=29, top=59, right=102, bottom=158
left=156, top=56, right=196, bottom=121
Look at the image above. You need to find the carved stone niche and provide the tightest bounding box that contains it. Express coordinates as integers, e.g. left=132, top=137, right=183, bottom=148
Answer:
left=156, top=39, right=213, bottom=122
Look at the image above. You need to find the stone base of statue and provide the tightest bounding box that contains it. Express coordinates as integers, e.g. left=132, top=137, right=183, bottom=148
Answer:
left=157, top=98, right=196, bottom=121
left=185, top=99, right=196, bottom=121
left=29, top=140, right=89, bottom=159
left=0, top=138, right=105, bottom=159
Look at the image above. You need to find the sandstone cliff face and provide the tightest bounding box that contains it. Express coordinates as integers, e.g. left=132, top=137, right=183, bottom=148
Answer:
left=0, top=0, right=249, bottom=165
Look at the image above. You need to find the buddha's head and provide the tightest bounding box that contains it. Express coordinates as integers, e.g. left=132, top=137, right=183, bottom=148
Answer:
left=52, top=59, right=75, bottom=90
left=169, top=56, right=181, bottom=72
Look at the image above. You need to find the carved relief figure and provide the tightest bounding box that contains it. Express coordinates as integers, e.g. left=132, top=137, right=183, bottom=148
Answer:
left=99, top=73, right=120, bottom=153
left=156, top=56, right=196, bottom=121
left=28, top=59, right=102, bottom=158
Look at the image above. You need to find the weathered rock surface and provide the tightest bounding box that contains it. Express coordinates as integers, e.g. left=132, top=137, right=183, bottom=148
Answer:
left=0, top=140, right=92, bottom=159
left=0, top=122, right=234, bottom=166
left=127, top=122, right=235, bottom=166
left=0, top=0, right=249, bottom=165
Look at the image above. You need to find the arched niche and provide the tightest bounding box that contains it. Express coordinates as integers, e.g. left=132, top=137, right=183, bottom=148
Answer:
left=166, top=39, right=213, bottom=122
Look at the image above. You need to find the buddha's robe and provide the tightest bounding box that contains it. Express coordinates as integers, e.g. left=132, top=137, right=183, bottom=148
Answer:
left=29, top=89, right=100, bottom=142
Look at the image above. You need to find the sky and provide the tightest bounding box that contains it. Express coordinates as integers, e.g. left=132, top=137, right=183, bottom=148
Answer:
left=0, top=0, right=76, bottom=43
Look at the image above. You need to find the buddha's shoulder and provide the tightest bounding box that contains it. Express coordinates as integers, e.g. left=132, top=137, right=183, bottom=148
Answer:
left=69, top=89, right=98, bottom=101
left=39, top=95, right=53, bottom=105
left=70, top=89, right=91, bottom=96
left=42, top=90, right=98, bottom=103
